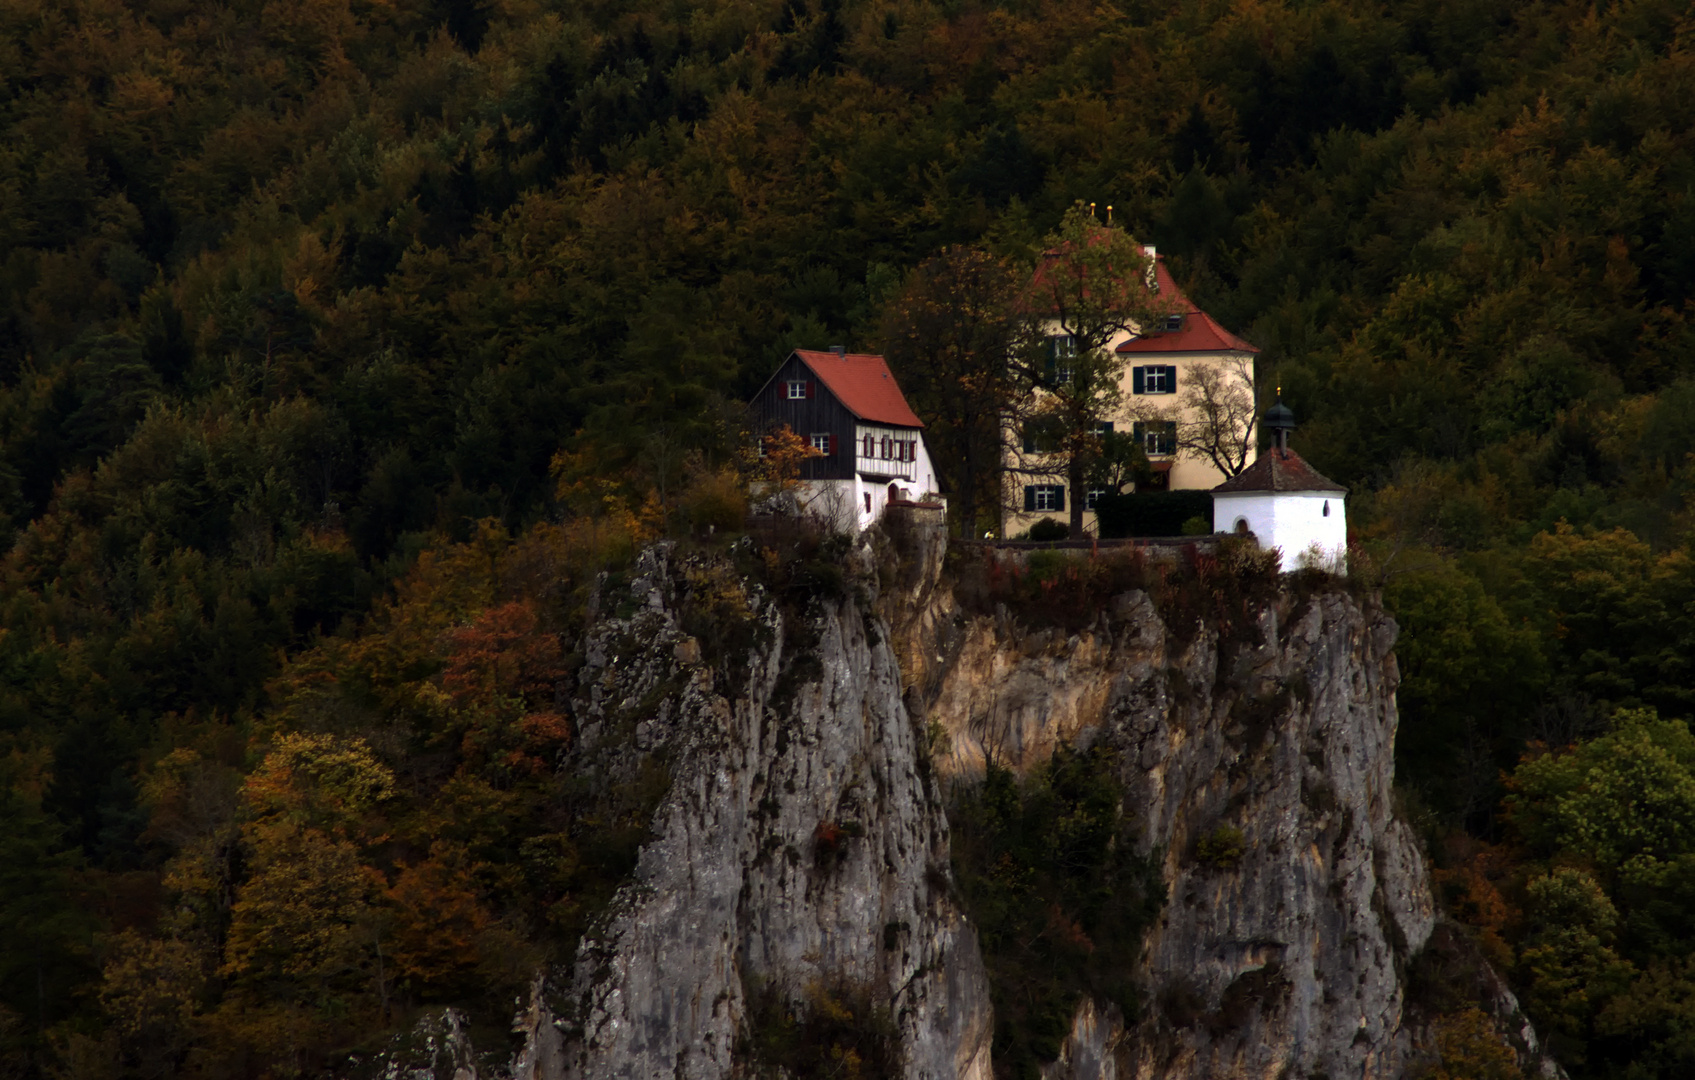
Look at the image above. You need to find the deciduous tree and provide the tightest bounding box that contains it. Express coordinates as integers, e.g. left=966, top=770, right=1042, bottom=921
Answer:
left=1009, top=206, right=1168, bottom=538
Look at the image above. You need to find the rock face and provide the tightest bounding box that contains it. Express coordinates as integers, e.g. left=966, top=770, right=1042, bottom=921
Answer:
left=492, top=516, right=1506, bottom=1080
left=511, top=537, right=992, bottom=1080
left=909, top=573, right=1435, bottom=1079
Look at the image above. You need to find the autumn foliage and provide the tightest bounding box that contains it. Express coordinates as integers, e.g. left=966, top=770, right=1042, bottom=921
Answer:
left=5, top=0, right=1695, bottom=1076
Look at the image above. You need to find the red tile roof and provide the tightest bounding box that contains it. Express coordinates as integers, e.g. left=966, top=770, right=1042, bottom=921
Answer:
left=793, top=350, right=925, bottom=428
left=1117, top=258, right=1259, bottom=355
left=1212, top=448, right=1346, bottom=494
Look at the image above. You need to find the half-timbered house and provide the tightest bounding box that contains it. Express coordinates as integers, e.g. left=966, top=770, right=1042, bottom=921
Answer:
left=750, top=347, right=939, bottom=531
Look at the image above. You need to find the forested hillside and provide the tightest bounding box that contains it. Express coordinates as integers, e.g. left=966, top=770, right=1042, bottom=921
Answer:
left=4, top=0, right=1695, bottom=1076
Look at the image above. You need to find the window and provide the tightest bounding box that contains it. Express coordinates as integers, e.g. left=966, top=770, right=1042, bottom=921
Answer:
left=1022, top=425, right=1057, bottom=454
left=1132, top=420, right=1177, bottom=456
left=786, top=379, right=810, bottom=399
left=1047, top=335, right=1076, bottom=383
left=1132, top=365, right=1176, bottom=394
left=1091, top=421, right=1115, bottom=437
left=1163, top=314, right=1184, bottom=332
left=811, top=433, right=833, bottom=453
left=863, top=435, right=874, bottom=456
left=880, top=436, right=891, bottom=458
left=1023, top=485, right=1065, bottom=513
left=864, top=492, right=872, bottom=513
left=1085, top=489, right=1109, bottom=509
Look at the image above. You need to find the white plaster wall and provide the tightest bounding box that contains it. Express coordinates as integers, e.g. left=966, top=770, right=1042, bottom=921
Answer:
left=799, top=433, right=939, bottom=534
left=1213, top=490, right=1347, bottom=572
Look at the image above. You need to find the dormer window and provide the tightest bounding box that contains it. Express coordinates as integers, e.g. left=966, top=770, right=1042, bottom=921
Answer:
left=1163, top=315, right=1184, bottom=332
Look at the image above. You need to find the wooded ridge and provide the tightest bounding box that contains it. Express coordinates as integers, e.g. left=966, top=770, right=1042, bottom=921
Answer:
left=3, top=1, right=1695, bottom=1076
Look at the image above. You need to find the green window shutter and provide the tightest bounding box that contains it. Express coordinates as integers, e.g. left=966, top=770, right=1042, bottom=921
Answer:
left=1024, top=486, right=1036, bottom=512
left=1023, top=429, right=1035, bottom=453
left=1053, top=485, right=1065, bottom=511
left=1166, top=365, right=1177, bottom=392
left=1132, top=367, right=1145, bottom=394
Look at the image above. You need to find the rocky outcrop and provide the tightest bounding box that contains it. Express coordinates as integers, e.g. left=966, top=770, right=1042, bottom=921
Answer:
left=922, top=580, right=1432, bottom=1079
left=445, top=511, right=1536, bottom=1079
left=510, top=536, right=991, bottom=1079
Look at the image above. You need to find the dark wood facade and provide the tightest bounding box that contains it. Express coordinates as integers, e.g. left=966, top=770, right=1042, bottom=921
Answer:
left=749, top=353, right=857, bottom=480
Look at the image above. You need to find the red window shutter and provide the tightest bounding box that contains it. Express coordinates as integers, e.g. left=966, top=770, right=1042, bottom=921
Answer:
left=806, top=380, right=815, bottom=398
left=827, top=434, right=836, bottom=454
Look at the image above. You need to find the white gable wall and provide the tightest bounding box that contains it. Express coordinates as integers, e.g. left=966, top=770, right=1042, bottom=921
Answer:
left=798, top=432, right=940, bottom=533
left=1213, top=490, right=1347, bottom=572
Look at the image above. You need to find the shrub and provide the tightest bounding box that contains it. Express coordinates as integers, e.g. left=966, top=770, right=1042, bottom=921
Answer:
left=1195, top=826, right=1246, bottom=868
left=739, top=976, right=898, bottom=1080
left=1093, top=491, right=1214, bottom=538
left=1027, top=517, right=1069, bottom=542
left=952, top=546, right=1152, bottom=632
left=949, top=745, right=1165, bottom=1076
left=677, top=466, right=747, bottom=533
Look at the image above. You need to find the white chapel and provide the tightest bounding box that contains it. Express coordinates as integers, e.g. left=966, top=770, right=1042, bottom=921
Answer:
left=1211, top=399, right=1347, bottom=572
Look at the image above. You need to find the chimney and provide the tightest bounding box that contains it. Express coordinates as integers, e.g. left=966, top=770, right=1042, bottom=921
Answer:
left=1143, top=244, right=1157, bottom=258
left=830, top=345, right=846, bottom=357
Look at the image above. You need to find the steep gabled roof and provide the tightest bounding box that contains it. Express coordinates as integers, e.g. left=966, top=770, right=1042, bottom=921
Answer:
left=1212, top=447, right=1346, bottom=494
left=1117, top=258, right=1259, bottom=355
left=792, top=350, right=925, bottom=428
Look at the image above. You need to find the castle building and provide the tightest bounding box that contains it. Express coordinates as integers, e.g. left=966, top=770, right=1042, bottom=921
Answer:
left=749, top=347, right=939, bottom=532
left=1004, top=245, right=1260, bottom=537
left=1211, top=399, right=1347, bottom=571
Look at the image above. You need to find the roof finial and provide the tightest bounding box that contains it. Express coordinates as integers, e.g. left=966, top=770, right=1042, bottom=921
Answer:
left=1089, top=201, right=1096, bottom=218
left=1106, top=204, right=1114, bottom=225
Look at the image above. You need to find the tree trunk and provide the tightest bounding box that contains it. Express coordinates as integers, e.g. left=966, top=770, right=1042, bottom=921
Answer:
left=957, top=456, right=976, bottom=539
left=1068, top=456, right=1086, bottom=539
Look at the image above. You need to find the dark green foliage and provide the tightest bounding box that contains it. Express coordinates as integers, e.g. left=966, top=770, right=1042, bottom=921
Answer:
left=1093, top=492, right=1216, bottom=540
left=0, top=783, right=94, bottom=1068
left=1194, top=826, right=1246, bottom=869
left=0, top=0, right=1694, bottom=1073
left=1026, top=518, right=1069, bottom=542
left=949, top=745, right=1165, bottom=1080
left=738, top=976, right=898, bottom=1080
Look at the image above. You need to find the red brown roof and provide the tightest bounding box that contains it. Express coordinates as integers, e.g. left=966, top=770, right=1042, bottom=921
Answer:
left=1117, top=258, right=1259, bottom=355
left=793, top=350, right=925, bottom=428
left=1212, top=448, right=1345, bottom=494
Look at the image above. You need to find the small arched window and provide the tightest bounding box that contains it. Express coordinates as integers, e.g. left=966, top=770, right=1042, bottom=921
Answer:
left=1234, top=518, right=1250, bottom=535
left=1323, top=500, right=1330, bottom=517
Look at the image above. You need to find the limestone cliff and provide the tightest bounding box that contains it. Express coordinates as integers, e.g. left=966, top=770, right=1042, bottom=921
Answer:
left=511, top=535, right=992, bottom=1079
left=883, top=522, right=1435, bottom=1079
left=377, top=515, right=1540, bottom=1080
